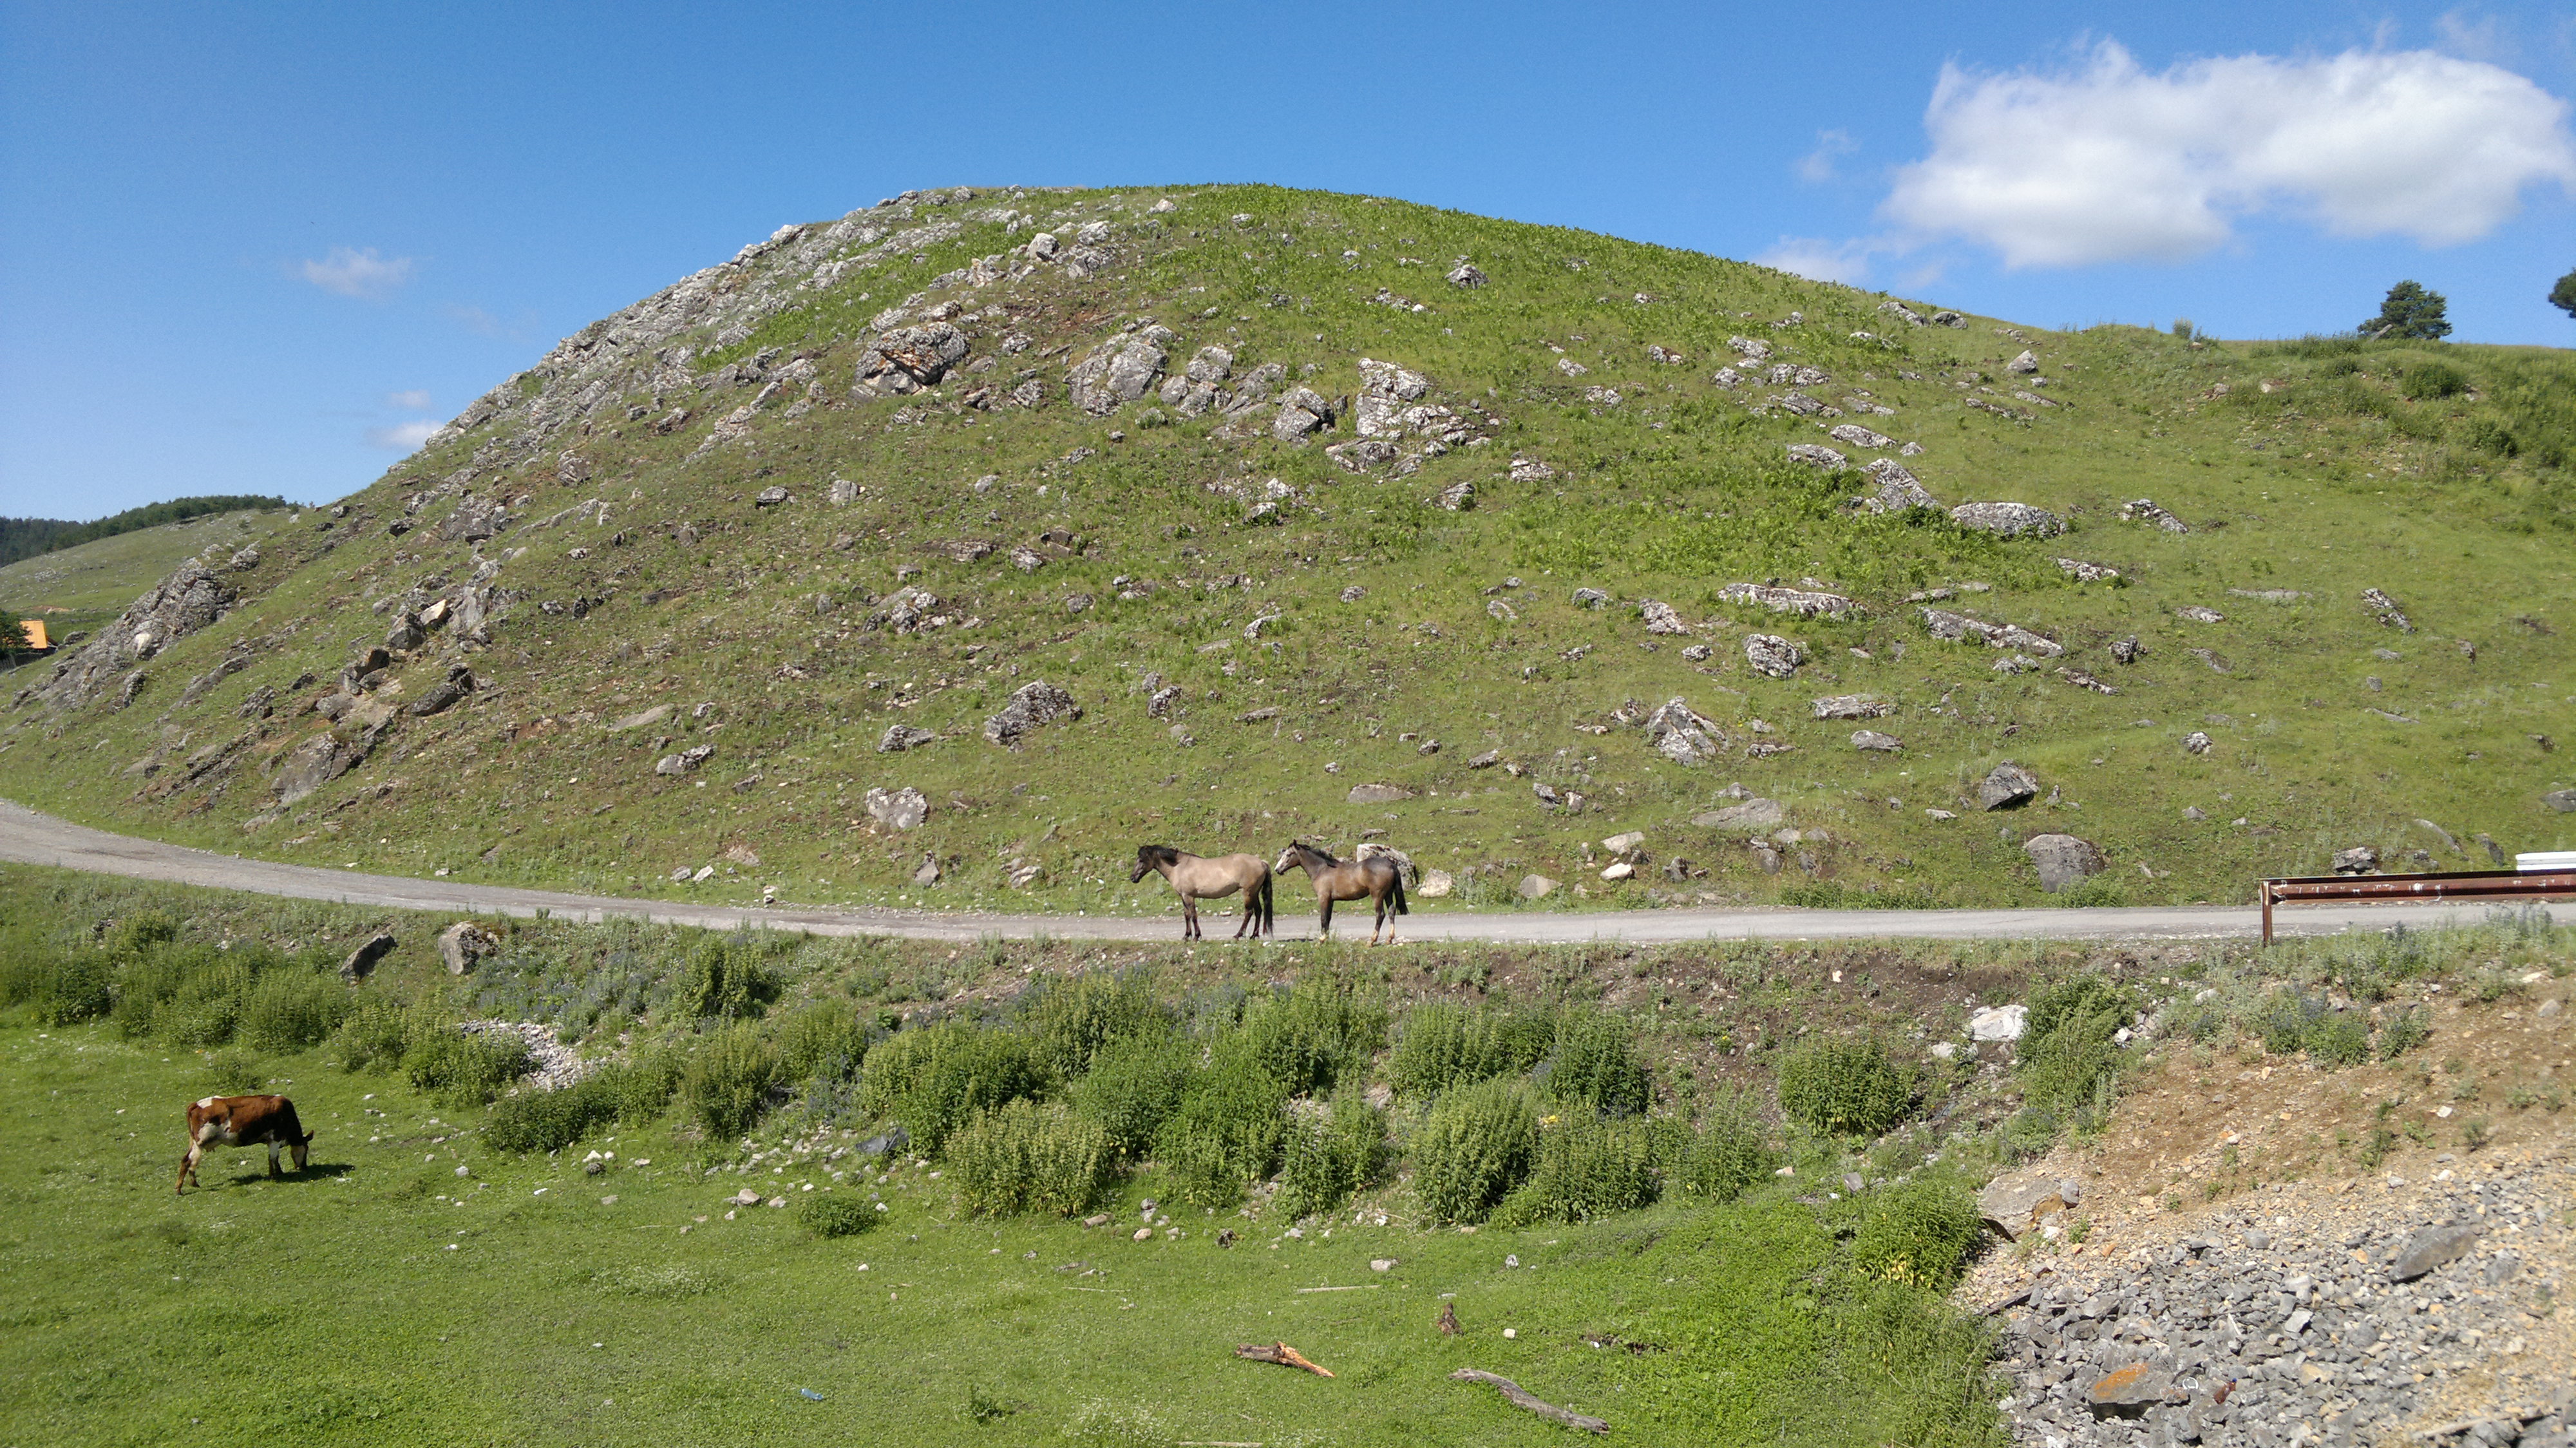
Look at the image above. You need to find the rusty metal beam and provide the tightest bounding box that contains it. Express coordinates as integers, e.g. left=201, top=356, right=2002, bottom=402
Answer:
left=2258, top=870, right=2576, bottom=944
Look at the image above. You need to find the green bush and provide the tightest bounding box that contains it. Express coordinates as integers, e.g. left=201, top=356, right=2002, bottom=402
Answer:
left=857, top=1020, right=1050, bottom=1157
left=238, top=967, right=348, bottom=1052
left=687, top=1024, right=783, bottom=1140
left=674, top=937, right=783, bottom=1021
left=2305, top=1009, right=2372, bottom=1069
left=2402, top=359, right=2467, bottom=399
left=1021, top=970, right=1171, bottom=1077
left=1274, top=1094, right=1387, bottom=1221
left=205, top=1045, right=269, bottom=1094
left=404, top=1022, right=533, bottom=1108
left=777, top=1004, right=873, bottom=1083
left=151, top=946, right=260, bottom=1048
left=330, top=998, right=408, bottom=1072
left=484, top=1076, right=620, bottom=1154
left=947, top=1099, right=1117, bottom=1217
left=1233, top=978, right=1386, bottom=1098
left=1387, top=1001, right=1551, bottom=1098
left=1498, top=1114, right=1658, bottom=1224
left=1411, top=1076, right=1539, bottom=1224
left=2378, top=1006, right=2431, bottom=1061
left=1068, top=1034, right=1192, bottom=1162
left=1542, top=1009, right=1651, bottom=1116
left=2253, top=989, right=2326, bottom=1057
left=2018, top=975, right=2138, bottom=1116
left=1777, top=1037, right=1913, bottom=1138
left=0, top=938, right=110, bottom=1025
left=1156, top=1056, right=1287, bottom=1209
left=799, top=1193, right=878, bottom=1238
left=1850, top=1177, right=1981, bottom=1291
left=1674, top=1091, right=1774, bottom=1202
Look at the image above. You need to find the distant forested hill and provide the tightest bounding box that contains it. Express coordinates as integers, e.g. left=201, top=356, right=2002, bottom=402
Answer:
left=0, top=495, right=289, bottom=569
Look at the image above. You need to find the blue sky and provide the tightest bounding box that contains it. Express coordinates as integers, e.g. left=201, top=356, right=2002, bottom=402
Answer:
left=3, top=1, right=2572, bottom=521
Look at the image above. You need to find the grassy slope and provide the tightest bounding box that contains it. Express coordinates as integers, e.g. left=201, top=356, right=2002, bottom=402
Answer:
left=0, top=508, right=287, bottom=653
left=0, top=185, right=2568, bottom=915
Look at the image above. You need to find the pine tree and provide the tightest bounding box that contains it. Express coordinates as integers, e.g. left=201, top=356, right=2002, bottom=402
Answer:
left=2361, top=281, right=2451, bottom=341
left=2551, top=267, right=2576, bottom=322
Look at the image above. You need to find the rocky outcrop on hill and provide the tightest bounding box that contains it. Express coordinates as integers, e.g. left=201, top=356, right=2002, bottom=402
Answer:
left=16, top=560, right=237, bottom=711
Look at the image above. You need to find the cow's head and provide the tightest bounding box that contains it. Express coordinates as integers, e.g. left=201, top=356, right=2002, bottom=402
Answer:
left=292, top=1129, right=314, bottom=1172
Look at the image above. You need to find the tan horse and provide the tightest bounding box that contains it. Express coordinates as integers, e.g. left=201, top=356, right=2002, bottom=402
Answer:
left=1273, top=841, right=1410, bottom=944
left=1132, top=845, right=1274, bottom=940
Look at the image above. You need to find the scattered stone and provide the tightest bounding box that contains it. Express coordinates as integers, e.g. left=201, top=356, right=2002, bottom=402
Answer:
left=1516, top=874, right=1558, bottom=900
left=1852, top=730, right=1901, bottom=752
left=1642, top=698, right=1727, bottom=766
left=2175, top=605, right=2226, bottom=624
left=864, top=786, right=930, bottom=831
left=2119, top=498, right=2190, bottom=533
left=2025, top=834, right=2105, bottom=892
left=1785, top=443, right=1848, bottom=469
left=1719, top=583, right=1856, bottom=618
left=2056, top=558, right=2121, bottom=583
left=878, top=723, right=937, bottom=753
left=1446, top=262, right=1486, bottom=288
left=1691, top=797, right=1782, bottom=829
left=654, top=744, right=715, bottom=776
left=2085, top=1364, right=2170, bottom=1420
left=1949, top=502, right=2065, bottom=537
left=339, top=932, right=397, bottom=982
left=1571, top=587, right=1611, bottom=609
left=2390, top=1224, right=2481, bottom=1281
left=2110, top=636, right=2145, bottom=664
left=1978, top=763, right=2039, bottom=810
left=753, top=485, right=790, bottom=507
left=1859, top=458, right=1937, bottom=511
left=1347, top=783, right=1416, bottom=805
left=1066, top=328, right=1171, bottom=415
left=1812, top=694, right=1893, bottom=720
left=1976, top=1166, right=2070, bottom=1238
left=1969, top=1004, right=2027, bottom=1042
left=912, top=857, right=941, bottom=887
left=2184, top=731, right=2211, bottom=754
left=2362, top=587, right=2415, bottom=632
left=2005, top=350, right=2039, bottom=374
left=1638, top=600, right=1690, bottom=635
left=437, top=921, right=499, bottom=975
left=1744, top=634, right=1804, bottom=678
left=983, top=680, right=1081, bottom=747
left=2331, top=845, right=2378, bottom=875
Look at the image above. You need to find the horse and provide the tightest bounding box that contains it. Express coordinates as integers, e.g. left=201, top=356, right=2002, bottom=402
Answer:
left=1130, top=845, right=1274, bottom=940
left=1273, top=841, right=1410, bottom=944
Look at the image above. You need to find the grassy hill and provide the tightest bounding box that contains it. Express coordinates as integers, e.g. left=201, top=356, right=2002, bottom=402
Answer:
left=0, top=506, right=290, bottom=662
left=1, top=184, right=2570, bottom=913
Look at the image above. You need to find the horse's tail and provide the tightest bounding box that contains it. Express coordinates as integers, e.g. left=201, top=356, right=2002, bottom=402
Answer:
left=1259, top=871, right=1275, bottom=934
left=1390, top=867, right=1410, bottom=916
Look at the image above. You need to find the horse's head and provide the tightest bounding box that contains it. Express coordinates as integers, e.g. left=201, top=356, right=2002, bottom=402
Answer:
left=1130, top=844, right=1173, bottom=884
left=1273, top=844, right=1302, bottom=875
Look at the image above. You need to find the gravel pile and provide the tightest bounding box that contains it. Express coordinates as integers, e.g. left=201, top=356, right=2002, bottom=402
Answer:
left=459, top=1020, right=591, bottom=1091
left=1987, top=1150, right=2571, bottom=1447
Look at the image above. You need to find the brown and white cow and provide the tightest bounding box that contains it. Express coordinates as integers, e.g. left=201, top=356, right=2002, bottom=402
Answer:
left=176, top=1094, right=314, bottom=1194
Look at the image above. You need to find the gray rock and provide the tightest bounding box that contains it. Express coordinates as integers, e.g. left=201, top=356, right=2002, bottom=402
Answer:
left=437, top=921, right=499, bottom=975
left=1744, top=633, right=1804, bottom=678
left=1516, top=873, right=1558, bottom=900
left=1643, top=698, right=1727, bottom=766
left=1691, top=797, right=1782, bottom=828
left=1572, top=587, right=1611, bottom=609
left=877, top=723, right=937, bottom=752
left=441, top=495, right=508, bottom=542
left=754, top=485, right=790, bottom=507
left=2119, top=498, right=2190, bottom=533
left=912, top=856, right=942, bottom=887
left=339, top=932, right=397, bottom=982
left=2110, top=636, right=2146, bottom=664
left=1969, top=1004, right=2025, bottom=1041
left=1638, top=600, right=1689, bottom=635
left=1852, top=729, right=1901, bottom=752
left=2005, top=350, right=2040, bottom=374
left=2056, top=557, right=2121, bottom=583
left=2085, top=1364, right=2169, bottom=1419
left=1271, top=386, right=1334, bottom=442
left=1978, top=762, right=2040, bottom=810
left=228, top=545, right=261, bottom=571
left=26, top=560, right=237, bottom=710
left=2332, top=846, right=2378, bottom=875
left=2362, top=587, right=2414, bottom=632
left=2025, top=834, right=2106, bottom=891
left=1446, top=262, right=1486, bottom=288
left=983, top=680, right=1081, bottom=746
left=1719, top=583, right=1856, bottom=618
left=2389, top=1224, right=2480, bottom=1281
left=2175, top=605, right=2226, bottom=624
left=1949, top=501, right=2065, bottom=537
left=2547, top=789, right=2576, bottom=813
left=2184, top=731, right=2211, bottom=754
left=1860, top=458, right=1937, bottom=510
left=2483, top=1250, right=2522, bottom=1286
left=654, top=743, right=715, bottom=776
left=1812, top=694, right=1893, bottom=720
left=1785, top=443, right=1848, bottom=469
left=1828, top=423, right=1896, bottom=450
left=864, top=785, right=930, bottom=831
left=1347, top=783, right=1416, bottom=805
left=1066, top=330, right=1170, bottom=415
left=1354, top=357, right=1432, bottom=438
left=1980, top=1169, right=2075, bottom=1239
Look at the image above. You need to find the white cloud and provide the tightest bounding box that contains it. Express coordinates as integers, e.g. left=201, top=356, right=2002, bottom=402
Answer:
left=365, top=420, right=440, bottom=451
left=1884, top=42, right=2576, bottom=267
left=1753, top=236, right=1884, bottom=285
left=386, top=389, right=432, bottom=410
left=301, top=246, right=415, bottom=298
left=1795, top=129, right=1859, bottom=184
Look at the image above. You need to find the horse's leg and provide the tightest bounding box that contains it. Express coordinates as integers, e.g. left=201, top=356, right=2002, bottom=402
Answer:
left=1183, top=895, right=1200, bottom=940
left=1233, top=891, right=1255, bottom=938
left=1318, top=894, right=1334, bottom=938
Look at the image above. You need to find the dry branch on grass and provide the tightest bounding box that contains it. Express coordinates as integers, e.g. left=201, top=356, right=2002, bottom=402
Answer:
left=1235, top=1341, right=1334, bottom=1377
left=1448, top=1369, right=1607, bottom=1433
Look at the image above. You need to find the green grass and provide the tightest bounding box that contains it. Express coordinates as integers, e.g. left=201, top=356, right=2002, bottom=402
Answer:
left=1, top=186, right=2570, bottom=911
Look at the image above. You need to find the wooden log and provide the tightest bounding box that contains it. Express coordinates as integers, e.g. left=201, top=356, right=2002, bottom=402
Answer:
left=1235, top=1342, right=1334, bottom=1377
left=1449, top=1369, right=1607, bottom=1434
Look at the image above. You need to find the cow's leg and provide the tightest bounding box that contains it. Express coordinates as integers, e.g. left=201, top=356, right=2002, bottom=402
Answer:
left=267, top=1140, right=283, bottom=1178
left=176, top=1137, right=204, bottom=1194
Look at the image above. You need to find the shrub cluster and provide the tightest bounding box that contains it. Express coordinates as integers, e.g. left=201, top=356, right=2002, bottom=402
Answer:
left=947, top=1100, right=1115, bottom=1217
left=1274, top=1095, right=1387, bottom=1221
left=1778, top=1037, right=1914, bottom=1138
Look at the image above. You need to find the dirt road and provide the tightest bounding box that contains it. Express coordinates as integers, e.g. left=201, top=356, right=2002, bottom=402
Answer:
left=4, top=799, right=2561, bottom=944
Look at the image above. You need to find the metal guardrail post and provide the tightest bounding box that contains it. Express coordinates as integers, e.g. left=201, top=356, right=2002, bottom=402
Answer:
left=2256, top=869, right=2576, bottom=945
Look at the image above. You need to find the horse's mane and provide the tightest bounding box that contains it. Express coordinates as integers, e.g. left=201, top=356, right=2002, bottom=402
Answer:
left=1290, top=840, right=1339, bottom=864
left=1137, top=843, right=1181, bottom=865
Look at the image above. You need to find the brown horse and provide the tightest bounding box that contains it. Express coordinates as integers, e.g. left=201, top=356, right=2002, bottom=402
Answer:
left=1131, top=845, right=1274, bottom=940
left=1273, top=841, right=1410, bottom=944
